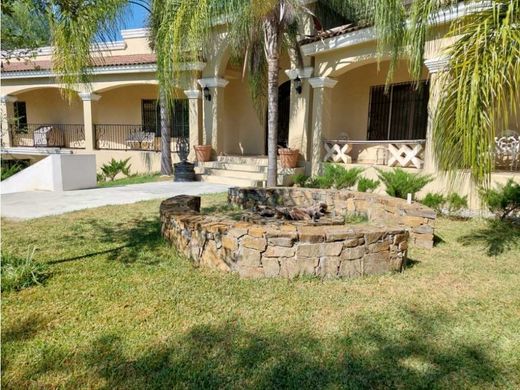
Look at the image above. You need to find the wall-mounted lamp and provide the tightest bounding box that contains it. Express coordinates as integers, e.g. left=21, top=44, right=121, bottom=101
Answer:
left=294, top=76, right=302, bottom=95
left=203, top=86, right=212, bottom=101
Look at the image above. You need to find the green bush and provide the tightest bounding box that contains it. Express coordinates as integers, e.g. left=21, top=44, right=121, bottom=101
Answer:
left=344, top=212, right=369, bottom=224
left=293, top=173, right=309, bottom=187
left=480, top=179, right=520, bottom=220
left=421, top=193, right=446, bottom=213
left=96, top=173, right=106, bottom=182
left=377, top=168, right=433, bottom=199
left=357, top=177, right=380, bottom=193
left=1, top=163, right=24, bottom=181
left=1, top=250, right=48, bottom=292
left=100, top=158, right=132, bottom=181
left=307, top=165, right=363, bottom=189
left=446, top=193, right=468, bottom=216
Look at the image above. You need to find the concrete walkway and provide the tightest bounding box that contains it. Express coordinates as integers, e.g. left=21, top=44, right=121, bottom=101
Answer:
left=1, top=181, right=230, bottom=220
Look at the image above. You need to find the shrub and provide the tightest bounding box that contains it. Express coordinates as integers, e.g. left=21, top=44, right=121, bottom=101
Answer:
left=1, top=163, right=24, bottom=181
left=376, top=168, right=433, bottom=199
left=344, top=212, right=369, bottom=224
left=421, top=193, right=446, bottom=213
left=96, top=173, right=106, bottom=182
left=307, top=164, right=363, bottom=189
left=100, top=158, right=132, bottom=181
left=357, top=177, right=380, bottom=193
left=480, top=179, right=520, bottom=220
left=446, top=193, right=468, bottom=216
left=293, top=173, right=309, bottom=187
left=1, top=250, right=48, bottom=292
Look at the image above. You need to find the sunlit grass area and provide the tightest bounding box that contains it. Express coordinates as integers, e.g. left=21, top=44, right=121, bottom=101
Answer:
left=97, top=173, right=169, bottom=188
left=1, top=193, right=519, bottom=389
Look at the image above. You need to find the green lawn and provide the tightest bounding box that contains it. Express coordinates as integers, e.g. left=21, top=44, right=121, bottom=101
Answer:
left=97, top=173, right=170, bottom=188
left=1, top=193, right=519, bottom=389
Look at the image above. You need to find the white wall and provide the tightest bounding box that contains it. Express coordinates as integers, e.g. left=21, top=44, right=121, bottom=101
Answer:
left=1, top=154, right=96, bottom=194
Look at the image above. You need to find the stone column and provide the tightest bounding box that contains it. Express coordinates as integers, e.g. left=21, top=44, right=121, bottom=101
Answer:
left=78, top=92, right=101, bottom=152
left=309, top=77, right=338, bottom=176
left=424, top=57, right=449, bottom=173
left=184, top=89, right=202, bottom=161
left=285, top=67, right=313, bottom=162
left=1, top=95, right=17, bottom=147
left=197, top=77, right=229, bottom=157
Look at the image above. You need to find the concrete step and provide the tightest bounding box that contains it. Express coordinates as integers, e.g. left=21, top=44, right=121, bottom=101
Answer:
left=217, top=155, right=269, bottom=166
left=196, top=161, right=266, bottom=173
left=199, top=174, right=262, bottom=187
left=206, top=168, right=267, bottom=180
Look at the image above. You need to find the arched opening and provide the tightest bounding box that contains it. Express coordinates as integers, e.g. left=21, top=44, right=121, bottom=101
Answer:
left=94, top=84, right=188, bottom=151
left=8, top=87, right=84, bottom=148
left=265, top=80, right=291, bottom=154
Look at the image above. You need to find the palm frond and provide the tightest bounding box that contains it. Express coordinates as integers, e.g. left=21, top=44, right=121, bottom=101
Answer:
left=433, top=0, right=520, bottom=186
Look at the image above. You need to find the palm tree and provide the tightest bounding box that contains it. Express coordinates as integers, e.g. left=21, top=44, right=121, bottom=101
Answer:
left=329, top=0, right=519, bottom=186
left=48, top=0, right=519, bottom=186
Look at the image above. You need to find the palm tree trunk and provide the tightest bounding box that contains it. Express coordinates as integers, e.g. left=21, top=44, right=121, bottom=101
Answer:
left=159, top=89, right=173, bottom=176
left=264, top=17, right=280, bottom=187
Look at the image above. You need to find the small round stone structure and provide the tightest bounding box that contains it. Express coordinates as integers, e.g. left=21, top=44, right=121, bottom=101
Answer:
left=160, top=188, right=436, bottom=279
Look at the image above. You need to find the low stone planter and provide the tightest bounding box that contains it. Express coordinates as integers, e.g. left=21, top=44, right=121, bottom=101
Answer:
left=228, top=187, right=436, bottom=249
left=160, top=192, right=413, bottom=279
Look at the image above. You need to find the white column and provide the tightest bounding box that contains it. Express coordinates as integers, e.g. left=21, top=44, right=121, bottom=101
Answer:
left=197, top=77, right=229, bottom=157
left=184, top=89, right=202, bottom=161
left=285, top=67, right=313, bottom=162
left=309, top=77, right=338, bottom=176
left=1, top=95, right=18, bottom=147
left=424, top=57, right=449, bottom=173
left=78, top=92, right=101, bottom=152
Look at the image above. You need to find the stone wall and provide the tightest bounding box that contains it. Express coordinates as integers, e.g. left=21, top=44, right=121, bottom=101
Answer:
left=160, top=195, right=409, bottom=279
left=228, top=187, right=436, bottom=249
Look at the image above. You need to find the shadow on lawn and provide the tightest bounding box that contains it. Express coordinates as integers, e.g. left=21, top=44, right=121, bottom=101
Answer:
left=50, top=217, right=165, bottom=265
left=459, top=219, right=520, bottom=256
left=10, top=309, right=503, bottom=389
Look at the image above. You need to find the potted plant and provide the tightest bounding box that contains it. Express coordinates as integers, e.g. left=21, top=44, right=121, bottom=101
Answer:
left=194, top=145, right=212, bottom=162
left=278, top=148, right=299, bottom=168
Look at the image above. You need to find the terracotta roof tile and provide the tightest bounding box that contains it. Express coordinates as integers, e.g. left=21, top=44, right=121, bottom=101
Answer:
left=1, top=53, right=156, bottom=73
left=299, top=23, right=370, bottom=45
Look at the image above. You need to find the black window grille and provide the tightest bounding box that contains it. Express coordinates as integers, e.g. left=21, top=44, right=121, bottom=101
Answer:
left=172, top=100, right=189, bottom=139
left=367, top=81, right=429, bottom=141
left=141, top=99, right=190, bottom=139
left=13, top=101, right=27, bottom=129
left=141, top=99, right=160, bottom=134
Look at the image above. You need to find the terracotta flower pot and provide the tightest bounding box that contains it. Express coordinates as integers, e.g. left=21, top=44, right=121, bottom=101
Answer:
left=194, top=145, right=212, bottom=162
left=278, top=148, right=300, bottom=168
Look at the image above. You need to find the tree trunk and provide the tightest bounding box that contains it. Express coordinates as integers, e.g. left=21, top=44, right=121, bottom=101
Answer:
left=264, top=17, right=280, bottom=187
left=159, top=89, right=173, bottom=176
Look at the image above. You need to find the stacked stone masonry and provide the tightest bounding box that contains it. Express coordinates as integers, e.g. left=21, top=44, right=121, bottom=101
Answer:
left=228, top=187, right=436, bottom=249
left=159, top=188, right=433, bottom=279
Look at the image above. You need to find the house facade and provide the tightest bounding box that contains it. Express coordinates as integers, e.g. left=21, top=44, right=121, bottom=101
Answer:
left=1, top=3, right=519, bottom=207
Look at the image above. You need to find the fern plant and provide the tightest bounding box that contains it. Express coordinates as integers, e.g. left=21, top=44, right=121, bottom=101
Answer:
left=446, top=193, right=468, bottom=217
left=377, top=168, right=433, bottom=199
left=357, top=177, right=380, bottom=193
left=421, top=193, right=446, bottom=213
left=310, top=164, right=363, bottom=189
left=100, top=158, right=132, bottom=181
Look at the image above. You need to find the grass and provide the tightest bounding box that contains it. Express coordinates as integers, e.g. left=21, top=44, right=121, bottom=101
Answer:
left=1, top=250, right=48, bottom=292
left=1, top=193, right=519, bottom=389
left=97, top=173, right=169, bottom=188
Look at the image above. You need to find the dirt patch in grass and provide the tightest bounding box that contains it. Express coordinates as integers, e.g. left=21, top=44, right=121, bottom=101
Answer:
left=1, top=193, right=519, bottom=389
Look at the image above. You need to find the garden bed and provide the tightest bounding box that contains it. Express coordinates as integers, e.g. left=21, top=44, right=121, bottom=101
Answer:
left=159, top=187, right=436, bottom=279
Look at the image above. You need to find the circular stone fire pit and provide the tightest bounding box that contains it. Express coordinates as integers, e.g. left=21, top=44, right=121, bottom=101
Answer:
left=160, top=188, right=436, bottom=279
